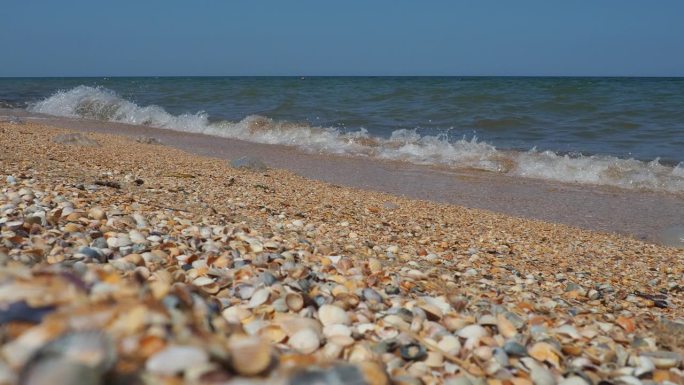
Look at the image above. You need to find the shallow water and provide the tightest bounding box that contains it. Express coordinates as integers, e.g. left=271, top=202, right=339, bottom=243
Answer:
left=1, top=76, right=683, bottom=193
left=3, top=108, right=683, bottom=246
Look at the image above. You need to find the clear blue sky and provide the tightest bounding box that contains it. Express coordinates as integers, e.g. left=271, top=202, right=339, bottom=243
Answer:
left=2, top=0, right=683, bottom=77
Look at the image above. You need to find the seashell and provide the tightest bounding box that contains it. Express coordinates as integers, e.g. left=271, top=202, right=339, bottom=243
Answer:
left=146, top=345, right=208, bottom=375
left=272, top=298, right=289, bottom=313
left=457, top=324, right=488, bottom=340
left=424, top=351, right=444, bottom=368
left=221, top=305, right=252, bottom=324
left=497, top=313, right=518, bottom=338
left=614, top=376, right=642, bottom=385
left=285, top=293, right=304, bottom=312
left=87, top=207, right=106, bottom=220
left=278, top=316, right=323, bottom=337
left=375, top=326, right=399, bottom=340
left=192, top=276, right=215, bottom=287
left=437, top=335, right=462, bottom=356
left=478, top=314, right=497, bottom=326
left=322, top=342, right=344, bottom=360
left=445, top=376, right=474, bottom=385
left=521, top=357, right=557, bottom=385
left=289, top=328, right=320, bottom=354
left=444, top=315, right=468, bottom=332
left=615, top=316, right=636, bottom=333
left=554, top=324, right=581, bottom=340
left=558, top=376, right=589, bottom=385
left=259, top=324, right=288, bottom=343
left=324, top=324, right=352, bottom=339
left=318, top=304, right=350, bottom=326
left=633, top=356, right=655, bottom=377
left=349, top=344, right=375, bottom=363
left=529, top=342, right=561, bottom=368
left=399, top=343, right=427, bottom=361
left=418, top=303, right=443, bottom=321
left=228, top=336, right=273, bottom=376
left=640, top=351, right=682, bottom=369
left=383, top=314, right=410, bottom=330
left=235, top=284, right=256, bottom=300
left=362, top=288, right=383, bottom=305
left=368, top=258, right=382, bottom=273
left=243, top=320, right=267, bottom=336
left=248, top=288, right=270, bottom=308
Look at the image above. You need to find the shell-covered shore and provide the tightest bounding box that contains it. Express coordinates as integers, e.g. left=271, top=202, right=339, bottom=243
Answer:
left=0, top=121, right=683, bottom=385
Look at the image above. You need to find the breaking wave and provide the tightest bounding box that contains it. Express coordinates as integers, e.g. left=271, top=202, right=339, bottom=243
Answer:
left=29, top=86, right=684, bottom=194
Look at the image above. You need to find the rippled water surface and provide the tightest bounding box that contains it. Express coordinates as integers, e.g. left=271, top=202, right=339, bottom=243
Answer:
left=1, top=77, right=683, bottom=193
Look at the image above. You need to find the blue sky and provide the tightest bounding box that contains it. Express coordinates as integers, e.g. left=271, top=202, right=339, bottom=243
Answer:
left=1, top=0, right=683, bottom=76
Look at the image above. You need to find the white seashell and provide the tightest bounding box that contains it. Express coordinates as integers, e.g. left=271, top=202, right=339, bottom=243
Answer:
left=289, top=328, right=320, bottom=354
left=235, top=284, right=255, bottom=300
left=445, top=376, right=473, bottom=385
left=522, top=357, right=557, bottom=385
left=321, top=342, right=344, bottom=360
left=248, top=288, right=270, bottom=308
left=634, top=356, right=655, bottom=377
left=323, top=324, right=352, bottom=338
left=457, top=324, right=488, bottom=339
left=554, top=324, right=581, bottom=340
left=615, top=376, right=642, bottom=385
left=641, top=351, right=682, bottom=369
left=558, top=376, right=589, bottom=385
left=192, top=276, right=214, bottom=287
left=437, top=335, right=462, bottom=356
left=146, top=346, right=208, bottom=375
left=129, top=230, right=147, bottom=244
left=221, top=306, right=252, bottom=324
left=425, top=351, right=444, bottom=367
left=318, top=304, right=350, bottom=326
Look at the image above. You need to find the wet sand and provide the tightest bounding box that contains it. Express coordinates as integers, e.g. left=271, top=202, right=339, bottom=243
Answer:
left=2, top=108, right=683, bottom=245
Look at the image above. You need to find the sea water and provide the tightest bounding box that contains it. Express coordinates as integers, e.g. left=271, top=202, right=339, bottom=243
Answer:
left=1, top=76, right=683, bottom=193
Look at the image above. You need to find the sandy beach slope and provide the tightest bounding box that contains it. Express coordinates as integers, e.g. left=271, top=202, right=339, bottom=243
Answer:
left=0, top=121, right=682, bottom=384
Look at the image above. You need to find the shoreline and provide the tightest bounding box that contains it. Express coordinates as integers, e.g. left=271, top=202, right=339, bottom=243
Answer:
left=2, top=109, right=683, bottom=246
left=1, top=121, right=683, bottom=383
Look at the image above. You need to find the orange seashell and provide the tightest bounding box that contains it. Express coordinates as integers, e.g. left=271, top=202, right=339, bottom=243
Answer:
left=139, top=335, right=166, bottom=358
left=529, top=342, right=562, bottom=368
left=615, top=316, right=636, bottom=333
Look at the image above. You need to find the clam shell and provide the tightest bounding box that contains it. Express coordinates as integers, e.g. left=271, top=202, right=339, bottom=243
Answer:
left=289, top=328, right=320, bottom=354
left=228, top=336, right=273, bottom=376
left=259, top=324, right=288, bottom=343
left=248, top=288, right=271, bottom=308
left=318, top=304, right=350, bottom=326
left=285, top=293, right=304, bottom=312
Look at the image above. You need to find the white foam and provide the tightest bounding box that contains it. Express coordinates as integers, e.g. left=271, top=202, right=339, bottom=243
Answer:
left=29, top=86, right=684, bottom=194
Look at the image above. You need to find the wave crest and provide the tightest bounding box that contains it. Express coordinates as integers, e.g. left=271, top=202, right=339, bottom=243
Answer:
left=28, top=86, right=684, bottom=194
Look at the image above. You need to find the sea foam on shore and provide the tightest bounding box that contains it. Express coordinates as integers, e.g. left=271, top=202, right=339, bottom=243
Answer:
left=29, top=85, right=684, bottom=194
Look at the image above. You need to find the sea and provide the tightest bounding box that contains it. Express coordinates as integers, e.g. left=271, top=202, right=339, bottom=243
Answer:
left=1, top=76, right=683, bottom=194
